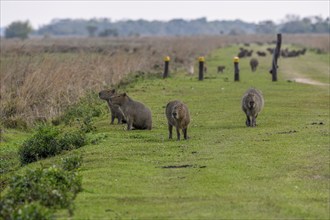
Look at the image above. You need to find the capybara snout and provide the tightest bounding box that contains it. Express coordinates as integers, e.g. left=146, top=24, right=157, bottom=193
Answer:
left=99, top=89, right=116, bottom=100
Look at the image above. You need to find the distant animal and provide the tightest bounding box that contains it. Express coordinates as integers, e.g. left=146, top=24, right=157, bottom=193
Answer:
left=266, top=47, right=274, bottom=55
left=238, top=48, right=253, bottom=58
left=110, top=93, right=152, bottom=130
left=187, top=65, right=194, bottom=75
left=204, top=65, right=208, bottom=73
left=281, top=48, right=307, bottom=58
left=249, top=58, right=259, bottom=72
left=256, top=51, right=267, bottom=57
left=217, top=65, right=226, bottom=73
left=99, top=89, right=126, bottom=124
left=241, top=88, right=264, bottom=127
left=165, top=100, right=191, bottom=140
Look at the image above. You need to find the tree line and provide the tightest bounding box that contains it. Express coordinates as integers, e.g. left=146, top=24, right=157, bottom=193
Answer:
left=4, top=15, right=329, bottom=39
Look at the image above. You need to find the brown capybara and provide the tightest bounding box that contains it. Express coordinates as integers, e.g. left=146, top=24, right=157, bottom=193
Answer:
left=241, top=88, right=264, bottom=127
left=165, top=100, right=190, bottom=140
left=110, top=93, right=152, bottom=130
left=249, top=58, right=259, bottom=72
left=217, top=65, right=226, bottom=73
left=99, top=89, right=126, bottom=124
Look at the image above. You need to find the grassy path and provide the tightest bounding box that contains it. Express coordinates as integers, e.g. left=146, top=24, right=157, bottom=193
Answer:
left=64, top=45, right=329, bottom=219
left=1, top=44, right=328, bottom=219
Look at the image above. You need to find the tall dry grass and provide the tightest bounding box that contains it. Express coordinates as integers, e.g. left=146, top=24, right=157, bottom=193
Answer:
left=0, top=34, right=328, bottom=127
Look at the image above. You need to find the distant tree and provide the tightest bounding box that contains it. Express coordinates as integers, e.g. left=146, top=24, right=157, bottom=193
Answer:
left=86, top=25, right=98, bottom=37
left=280, top=15, right=329, bottom=33
left=256, top=20, right=277, bottom=34
left=228, top=28, right=246, bottom=35
left=5, top=21, right=33, bottom=39
left=98, top=28, right=118, bottom=37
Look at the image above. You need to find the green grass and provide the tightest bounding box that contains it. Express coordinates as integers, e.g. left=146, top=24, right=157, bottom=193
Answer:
left=2, top=44, right=329, bottom=219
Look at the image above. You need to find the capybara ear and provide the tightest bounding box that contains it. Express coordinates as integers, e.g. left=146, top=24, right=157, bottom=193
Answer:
left=111, top=89, right=116, bottom=93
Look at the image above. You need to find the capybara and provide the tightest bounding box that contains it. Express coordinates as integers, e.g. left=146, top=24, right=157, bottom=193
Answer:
left=110, top=93, right=152, bottom=130
left=241, top=88, right=264, bottom=127
left=99, top=89, right=126, bottom=124
left=249, top=58, right=259, bottom=72
left=165, top=100, right=190, bottom=140
left=257, top=51, right=267, bottom=57
left=217, top=65, right=226, bottom=73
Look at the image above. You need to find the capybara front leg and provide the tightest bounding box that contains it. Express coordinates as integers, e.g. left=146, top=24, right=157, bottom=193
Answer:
left=117, top=115, right=122, bottom=124
left=246, top=115, right=251, bottom=127
left=251, top=116, right=257, bottom=127
left=176, top=127, right=181, bottom=140
left=183, top=128, right=188, bottom=140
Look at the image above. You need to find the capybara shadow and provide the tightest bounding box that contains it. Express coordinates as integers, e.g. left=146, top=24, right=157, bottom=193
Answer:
left=241, top=88, right=264, bottom=127
left=99, top=89, right=126, bottom=125
left=166, top=100, right=191, bottom=140
left=110, top=93, right=152, bottom=130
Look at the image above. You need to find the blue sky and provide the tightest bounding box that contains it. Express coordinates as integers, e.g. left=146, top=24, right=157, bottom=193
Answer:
left=1, top=1, right=329, bottom=28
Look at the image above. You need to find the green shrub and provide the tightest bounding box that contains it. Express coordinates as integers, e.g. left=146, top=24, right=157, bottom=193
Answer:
left=59, top=92, right=102, bottom=126
left=18, top=125, right=61, bottom=165
left=18, top=125, right=87, bottom=165
left=58, top=130, right=86, bottom=151
left=0, top=162, right=82, bottom=219
left=79, top=116, right=96, bottom=133
left=61, top=154, right=83, bottom=171
left=11, top=202, right=51, bottom=220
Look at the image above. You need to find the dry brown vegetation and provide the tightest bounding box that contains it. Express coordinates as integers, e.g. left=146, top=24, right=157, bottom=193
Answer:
left=0, top=34, right=328, bottom=127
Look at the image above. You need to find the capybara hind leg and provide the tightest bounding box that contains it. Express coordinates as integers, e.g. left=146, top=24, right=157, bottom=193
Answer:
left=168, top=124, right=173, bottom=139
left=111, top=115, right=115, bottom=124
left=127, top=119, right=134, bottom=130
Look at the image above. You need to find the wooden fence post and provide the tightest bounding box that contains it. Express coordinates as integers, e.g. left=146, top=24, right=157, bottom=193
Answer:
left=163, top=56, right=170, bottom=78
left=270, top=33, right=282, bottom=81
left=198, top=56, right=205, bottom=81
left=234, top=56, right=240, bottom=81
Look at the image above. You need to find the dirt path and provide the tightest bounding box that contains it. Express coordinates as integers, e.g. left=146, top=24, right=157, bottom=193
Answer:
left=292, top=77, right=329, bottom=86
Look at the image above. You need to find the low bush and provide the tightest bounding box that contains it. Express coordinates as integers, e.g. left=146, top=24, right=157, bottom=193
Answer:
left=57, top=92, right=102, bottom=126
left=0, top=155, right=82, bottom=219
left=61, top=154, right=83, bottom=171
left=18, top=124, right=86, bottom=165
left=18, top=125, right=60, bottom=165
left=57, top=129, right=86, bottom=151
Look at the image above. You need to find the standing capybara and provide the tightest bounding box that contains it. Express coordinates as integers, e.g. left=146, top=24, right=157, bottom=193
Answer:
left=110, top=93, right=152, bottom=130
left=241, top=88, right=264, bottom=127
left=165, top=100, right=190, bottom=140
left=249, top=58, right=259, bottom=72
left=99, top=89, right=126, bottom=124
left=217, top=65, right=226, bottom=73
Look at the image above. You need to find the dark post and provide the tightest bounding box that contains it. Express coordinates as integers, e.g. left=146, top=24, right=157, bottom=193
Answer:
left=198, top=56, right=205, bottom=81
left=270, top=33, right=282, bottom=81
left=163, top=56, right=170, bottom=79
left=234, top=56, right=240, bottom=81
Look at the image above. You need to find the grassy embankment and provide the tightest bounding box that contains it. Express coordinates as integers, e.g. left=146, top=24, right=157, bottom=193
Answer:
left=1, top=44, right=329, bottom=219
